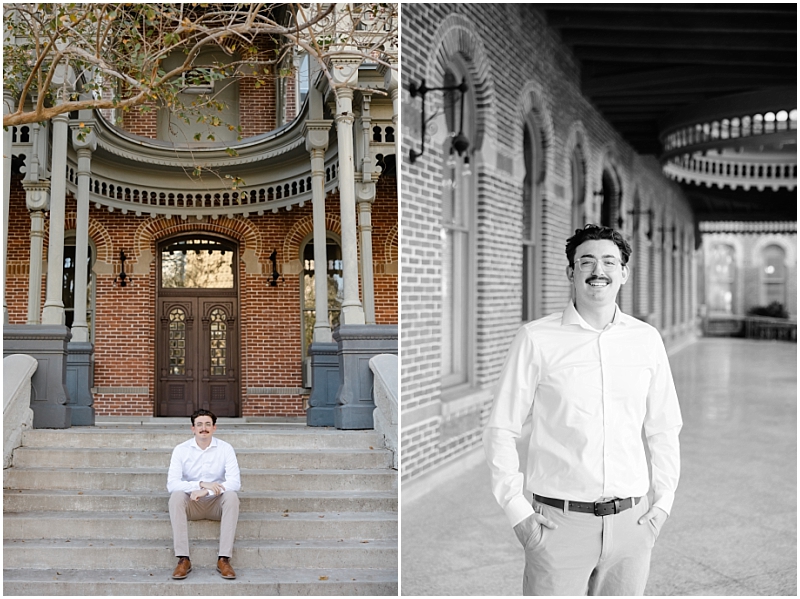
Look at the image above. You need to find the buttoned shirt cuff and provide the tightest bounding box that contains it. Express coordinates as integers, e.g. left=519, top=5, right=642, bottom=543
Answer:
left=505, top=495, right=536, bottom=528
left=652, top=490, right=675, bottom=517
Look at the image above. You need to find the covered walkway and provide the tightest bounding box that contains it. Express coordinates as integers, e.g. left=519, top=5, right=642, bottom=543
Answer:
left=400, top=338, right=797, bottom=595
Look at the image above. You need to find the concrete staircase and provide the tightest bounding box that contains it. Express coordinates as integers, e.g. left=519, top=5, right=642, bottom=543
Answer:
left=3, top=418, right=398, bottom=595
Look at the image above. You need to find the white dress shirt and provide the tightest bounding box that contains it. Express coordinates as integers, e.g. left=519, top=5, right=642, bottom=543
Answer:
left=484, top=302, right=682, bottom=527
left=167, top=436, right=241, bottom=496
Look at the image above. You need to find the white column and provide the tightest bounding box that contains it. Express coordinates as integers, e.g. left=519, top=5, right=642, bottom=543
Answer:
left=335, top=86, right=365, bottom=325
left=41, top=112, right=69, bottom=325
left=356, top=189, right=376, bottom=323
left=357, top=93, right=376, bottom=324
left=22, top=122, right=49, bottom=325
left=3, top=92, right=13, bottom=323
left=70, top=125, right=96, bottom=342
left=24, top=182, right=49, bottom=325
left=305, top=120, right=333, bottom=343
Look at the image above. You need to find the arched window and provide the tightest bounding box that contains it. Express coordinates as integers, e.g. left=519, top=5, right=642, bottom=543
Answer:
left=708, top=243, right=736, bottom=314
left=441, top=60, right=474, bottom=388
left=761, top=244, right=787, bottom=307
left=522, top=115, right=544, bottom=322
left=301, top=235, right=344, bottom=359
left=600, top=168, right=621, bottom=229
left=570, top=144, right=586, bottom=231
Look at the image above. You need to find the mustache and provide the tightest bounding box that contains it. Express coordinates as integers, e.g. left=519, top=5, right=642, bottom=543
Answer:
left=585, top=275, right=611, bottom=283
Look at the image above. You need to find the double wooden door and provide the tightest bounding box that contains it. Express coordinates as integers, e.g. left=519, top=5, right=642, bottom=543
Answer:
left=157, top=294, right=239, bottom=417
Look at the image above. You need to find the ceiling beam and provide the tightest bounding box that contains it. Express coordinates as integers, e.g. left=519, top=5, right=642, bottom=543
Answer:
left=598, top=104, right=682, bottom=114
left=538, top=4, right=796, bottom=16
left=583, top=66, right=793, bottom=94
left=559, top=29, right=794, bottom=51
left=594, top=94, right=706, bottom=106
left=570, top=46, right=794, bottom=67
left=543, top=9, right=795, bottom=33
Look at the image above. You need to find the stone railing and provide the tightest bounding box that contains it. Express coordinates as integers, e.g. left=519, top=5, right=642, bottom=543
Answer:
left=3, top=354, right=38, bottom=469
left=663, top=153, right=796, bottom=191
left=663, top=108, right=797, bottom=154
left=369, top=354, right=397, bottom=469
left=65, top=158, right=340, bottom=218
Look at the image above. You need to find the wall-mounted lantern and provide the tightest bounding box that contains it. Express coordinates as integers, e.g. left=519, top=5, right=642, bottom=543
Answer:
left=113, top=250, right=133, bottom=287
left=268, top=250, right=284, bottom=287
left=658, top=224, right=677, bottom=251
left=628, top=208, right=654, bottom=240
left=408, top=78, right=470, bottom=167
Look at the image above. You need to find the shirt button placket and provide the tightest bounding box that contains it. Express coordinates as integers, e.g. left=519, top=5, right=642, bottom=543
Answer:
left=599, top=333, right=611, bottom=496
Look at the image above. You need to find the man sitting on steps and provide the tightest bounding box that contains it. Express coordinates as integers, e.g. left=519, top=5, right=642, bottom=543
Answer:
left=167, top=409, right=241, bottom=580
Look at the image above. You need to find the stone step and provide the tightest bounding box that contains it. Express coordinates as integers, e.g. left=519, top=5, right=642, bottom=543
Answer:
left=20, top=428, right=384, bottom=450
left=3, top=511, right=398, bottom=541
left=4, top=489, right=397, bottom=513
left=11, top=446, right=393, bottom=470
left=3, top=538, right=397, bottom=570
left=2, top=567, right=398, bottom=595
left=4, top=467, right=396, bottom=492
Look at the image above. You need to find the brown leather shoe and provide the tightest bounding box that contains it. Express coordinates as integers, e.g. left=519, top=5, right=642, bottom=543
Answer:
left=217, top=556, right=236, bottom=579
left=172, top=557, right=192, bottom=579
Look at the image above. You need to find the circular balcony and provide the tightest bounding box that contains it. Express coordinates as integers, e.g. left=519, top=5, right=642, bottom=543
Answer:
left=659, top=89, right=797, bottom=193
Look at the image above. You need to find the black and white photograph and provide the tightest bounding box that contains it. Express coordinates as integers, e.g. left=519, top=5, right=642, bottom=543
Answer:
left=399, top=3, right=796, bottom=596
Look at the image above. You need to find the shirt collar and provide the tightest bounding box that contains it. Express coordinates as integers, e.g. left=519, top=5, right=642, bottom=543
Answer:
left=561, top=301, right=628, bottom=331
left=190, top=436, right=217, bottom=451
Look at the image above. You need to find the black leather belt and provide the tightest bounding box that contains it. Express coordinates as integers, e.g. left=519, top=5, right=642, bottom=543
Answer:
left=533, top=494, right=641, bottom=517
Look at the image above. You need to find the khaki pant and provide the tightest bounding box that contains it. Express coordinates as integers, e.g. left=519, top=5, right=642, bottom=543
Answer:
left=169, top=490, right=240, bottom=558
left=515, top=495, right=660, bottom=596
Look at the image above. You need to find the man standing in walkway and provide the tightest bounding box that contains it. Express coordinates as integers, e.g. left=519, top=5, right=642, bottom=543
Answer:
left=167, top=409, right=241, bottom=580
left=484, top=224, right=682, bottom=595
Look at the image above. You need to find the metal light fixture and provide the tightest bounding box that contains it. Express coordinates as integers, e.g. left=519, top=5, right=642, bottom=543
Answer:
left=268, top=249, right=284, bottom=287
left=113, top=250, right=133, bottom=287
left=658, top=224, right=677, bottom=251
left=408, top=78, right=470, bottom=166
left=627, top=208, right=654, bottom=240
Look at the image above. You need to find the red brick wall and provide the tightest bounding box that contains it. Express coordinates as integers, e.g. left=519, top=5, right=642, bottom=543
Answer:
left=238, top=34, right=279, bottom=137
left=373, top=174, right=398, bottom=324
left=5, top=173, right=397, bottom=417
left=6, top=174, right=30, bottom=324
left=122, top=101, right=159, bottom=138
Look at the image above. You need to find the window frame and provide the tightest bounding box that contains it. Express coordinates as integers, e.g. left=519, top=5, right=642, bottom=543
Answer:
left=440, top=57, right=477, bottom=392
left=522, top=113, right=545, bottom=323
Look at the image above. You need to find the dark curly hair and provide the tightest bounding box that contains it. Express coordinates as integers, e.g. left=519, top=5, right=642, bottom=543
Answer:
left=191, top=409, right=217, bottom=425
left=565, top=224, right=632, bottom=266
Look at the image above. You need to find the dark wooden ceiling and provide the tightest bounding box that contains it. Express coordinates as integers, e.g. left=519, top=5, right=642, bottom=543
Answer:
left=537, top=4, right=797, bottom=222
left=538, top=4, right=796, bottom=156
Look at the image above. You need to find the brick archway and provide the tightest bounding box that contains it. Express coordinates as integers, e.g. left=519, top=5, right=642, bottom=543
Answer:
left=427, top=13, right=497, bottom=154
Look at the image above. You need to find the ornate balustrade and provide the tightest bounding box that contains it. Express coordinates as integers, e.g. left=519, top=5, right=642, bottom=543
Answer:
left=663, top=152, right=796, bottom=191
left=64, top=157, right=340, bottom=218
left=663, top=108, right=797, bottom=154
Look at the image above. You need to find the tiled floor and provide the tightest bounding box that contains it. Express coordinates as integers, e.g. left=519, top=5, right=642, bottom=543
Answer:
left=400, top=338, right=797, bottom=596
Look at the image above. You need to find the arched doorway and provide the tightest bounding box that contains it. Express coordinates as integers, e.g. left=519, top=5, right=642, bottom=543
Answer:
left=156, top=234, right=240, bottom=417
